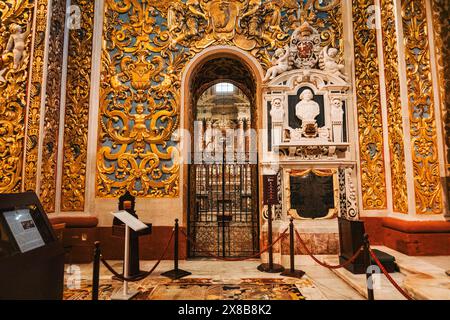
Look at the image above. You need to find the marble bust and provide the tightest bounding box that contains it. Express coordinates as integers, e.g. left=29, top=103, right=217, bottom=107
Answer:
left=295, top=89, right=320, bottom=124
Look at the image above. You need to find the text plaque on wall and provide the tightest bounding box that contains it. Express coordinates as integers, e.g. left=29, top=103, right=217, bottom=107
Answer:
left=263, top=175, right=279, bottom=205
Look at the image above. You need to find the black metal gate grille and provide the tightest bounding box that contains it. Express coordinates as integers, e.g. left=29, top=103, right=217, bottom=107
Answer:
left=188, top=154, right=259, bottom=258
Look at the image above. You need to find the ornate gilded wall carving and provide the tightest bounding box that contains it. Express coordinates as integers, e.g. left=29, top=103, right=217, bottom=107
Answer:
left=402, top=0, right=443, bottom=214
left=0, top=0, right=34, bottom=193
left=352, top=0, right=387, bottom=209
left=431, top=0, right=450, bottom=210
left=61, top=0, right=94, bottom=211
left=39, top=0, right=67, bottom=213
left=23, top=0, right=48, bottom=192
left=380, top=0, right=408, bottom=213
left=98, top=0, right=343, bottom=197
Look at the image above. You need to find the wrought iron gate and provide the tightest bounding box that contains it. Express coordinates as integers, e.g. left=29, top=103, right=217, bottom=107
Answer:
left=188, top=153, right=259, bottom=258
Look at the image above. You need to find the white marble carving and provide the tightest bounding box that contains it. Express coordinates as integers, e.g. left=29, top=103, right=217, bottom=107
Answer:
left=319, top=45, right=348, bottom=81
left=263, top=46, right=290, bottom=82
left=261, top=20, right=358, bottom=221
left=3, top=23, right=31, bottom=69
left=331, top=98, right=344, bottom=143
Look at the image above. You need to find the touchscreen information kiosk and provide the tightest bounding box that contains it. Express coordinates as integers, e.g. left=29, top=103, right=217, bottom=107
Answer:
left=4, top=209, right=45, bottom=253
left=0, top=192, right=65, bottom=299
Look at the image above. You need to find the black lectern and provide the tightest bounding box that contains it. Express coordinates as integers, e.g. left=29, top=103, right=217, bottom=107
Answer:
left=112, top=191, right=151, bottom=279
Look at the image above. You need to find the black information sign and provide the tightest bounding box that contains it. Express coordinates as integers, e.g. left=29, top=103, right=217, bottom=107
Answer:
left=263, top=174, right=279, bottom=205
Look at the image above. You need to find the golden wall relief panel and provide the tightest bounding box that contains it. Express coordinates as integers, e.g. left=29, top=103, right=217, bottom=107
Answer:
left=39, top=0, right=67, bottom=213
left=98, top=0, right=343, bottom=198
left=401, top=0, right=443, bottom=214
left=0, top=0, right=35, bottom=193
left=352, top=0, right=387, bottom=209
left=61, top=0, right=94, bottom=211
left=23, top=0, right=48, bottom=192
left=431, top=0, right=450, bottom=210
left=380, top=0, right=408, bottom=213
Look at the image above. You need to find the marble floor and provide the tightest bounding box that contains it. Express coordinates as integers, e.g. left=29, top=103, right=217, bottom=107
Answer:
left=66, top=257, right=364, bottom=300
left=65, top=247, right=450, bottom=300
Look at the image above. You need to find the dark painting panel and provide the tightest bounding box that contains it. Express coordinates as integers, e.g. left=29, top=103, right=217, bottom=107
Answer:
left=290, top=173, right=334, bottom=218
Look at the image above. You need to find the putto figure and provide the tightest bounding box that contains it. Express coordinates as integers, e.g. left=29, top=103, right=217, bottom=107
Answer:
left=319, top=45, right=348, bottom=81
left=3, top=23, right=31, bottom=69
left=263, top=46, right=290, bottom=82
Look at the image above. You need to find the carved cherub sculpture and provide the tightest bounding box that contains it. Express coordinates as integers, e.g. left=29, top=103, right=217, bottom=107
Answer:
left=4, top=23, right=31, bottom=69
left=263, top=46, right=290, bottom=82
left=319, top=46, right=348, bottom=81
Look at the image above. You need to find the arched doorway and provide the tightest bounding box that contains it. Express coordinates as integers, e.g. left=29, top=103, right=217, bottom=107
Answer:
left=186, top=55, right=260, bottom=258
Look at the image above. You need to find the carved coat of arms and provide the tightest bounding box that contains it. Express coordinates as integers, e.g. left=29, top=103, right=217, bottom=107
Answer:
left=289, top=22, right=321, bottom=69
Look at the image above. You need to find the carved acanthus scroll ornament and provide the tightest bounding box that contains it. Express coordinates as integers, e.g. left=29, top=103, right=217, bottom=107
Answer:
left=24, top=0, right=48, bottom=192
left=402, top=0, right=443, bottom=214
left=352, top=0, right=387, bottom=210
left=99, top=0, right=343, bottom=197
left=40, top=0, right=67, bottom=213
left=61, top=0, right=94, bottom=211
left=0, top=0, right=34, bottom=193
left=380, top=0, right=408, bottom=213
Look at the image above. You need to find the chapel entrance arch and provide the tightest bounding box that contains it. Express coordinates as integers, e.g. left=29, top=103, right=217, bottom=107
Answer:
left=182, top=49, right=263, bottom=258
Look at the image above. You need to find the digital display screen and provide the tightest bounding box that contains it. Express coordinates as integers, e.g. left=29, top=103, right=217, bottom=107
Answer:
left=3, top=209, right=45, bottom=253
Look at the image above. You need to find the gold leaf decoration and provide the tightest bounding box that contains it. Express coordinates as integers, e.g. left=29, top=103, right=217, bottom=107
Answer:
left=401, top=0, right=443, bottom=214
left=24, top=0, right=48, bottom=192
left=380, top=0, right=408, bottom=213
left=431, top=0, right=450, bottom=211
left=60, top=0, right=94, bottom=211
left=98, top=0, right=343, bottom=198
left=0, top=0, right=34, bottom=193
left=352, top=0, right=387, bottom=209
left=39, top=0, right=67, bottom=213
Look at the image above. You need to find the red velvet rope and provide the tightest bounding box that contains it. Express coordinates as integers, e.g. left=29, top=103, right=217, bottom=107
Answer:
left=294, top=229, right=364, bottom=269
left=180, top=228, right=289, bottom=261
left=369, top=247, right=413, bottom=300
left=100, top=229, right=175, bottom=282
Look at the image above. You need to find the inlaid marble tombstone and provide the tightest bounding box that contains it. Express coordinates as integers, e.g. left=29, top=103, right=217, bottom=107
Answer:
left=262, top=22, right=358, bottom=222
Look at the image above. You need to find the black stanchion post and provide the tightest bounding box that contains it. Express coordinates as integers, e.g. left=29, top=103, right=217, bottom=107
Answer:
left=257, top=205, right=284, bottom=273
left=364, top=234, right=375, bottom=300
left=281, top=217, right=305, bottom=278
left=161, top=219, right=192, bottom=280
left=92, top=241, right=101, bottom=300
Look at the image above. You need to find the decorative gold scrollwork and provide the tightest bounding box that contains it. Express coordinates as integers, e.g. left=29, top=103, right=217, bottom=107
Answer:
left=352, top=0, right=387, bottom=209
left=431, top=0, right=450, bottom=211
left=402, top=0, right=443, bottom=214
left=380, top=0, right=408, bottom=213
left=0, top=0, right=34, bottom=193
left=39, top=0, right=67, bottom=213
left=61, top=0, right=94, bottom=211
left=24, top=0, right=48, bottom=192
left=98, top=0, right=344, bottom=198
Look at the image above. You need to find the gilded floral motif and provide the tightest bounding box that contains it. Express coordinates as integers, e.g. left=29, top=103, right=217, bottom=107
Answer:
left=98, top=0, right=343, bottom=197
left=401, top=0, right=443, bottom=213
left=0, top=0, right=34, bottom=193
left=352, top=0, right=387, bottom=209
left=380, top=0, right=408, bottom=213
